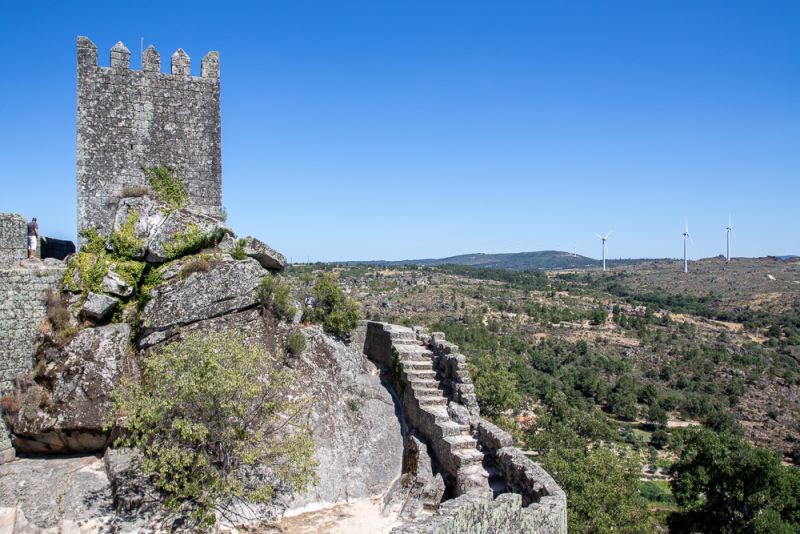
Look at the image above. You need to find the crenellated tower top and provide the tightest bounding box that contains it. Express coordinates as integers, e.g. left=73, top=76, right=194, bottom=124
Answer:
left=76, top=37, right=219, bottom=78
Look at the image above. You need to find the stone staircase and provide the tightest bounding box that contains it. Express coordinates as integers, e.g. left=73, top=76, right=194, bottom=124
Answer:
left=384, top=325, right=504, bottom=496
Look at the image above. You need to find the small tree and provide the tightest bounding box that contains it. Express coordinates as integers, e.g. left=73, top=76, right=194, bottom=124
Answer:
left=111, top=331, right=318, bottom=526
left=309, top=273, right=360, bottom=337
left=257, top=274, right=297, bottom=321
left=668, top=428, right=800, bottom=533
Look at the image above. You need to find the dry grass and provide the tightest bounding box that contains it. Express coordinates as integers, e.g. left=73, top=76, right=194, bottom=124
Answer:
left=0, top=395, right=21, bottom=417
left=43, top=289, right=77, bottom=343
left=181, top=258, right=211, bottom=280
left=120, top=185, right=151, bottom=198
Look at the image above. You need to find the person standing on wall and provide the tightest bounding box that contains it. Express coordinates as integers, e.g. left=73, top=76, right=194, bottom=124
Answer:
left=27, top=217, right=39, bottom=259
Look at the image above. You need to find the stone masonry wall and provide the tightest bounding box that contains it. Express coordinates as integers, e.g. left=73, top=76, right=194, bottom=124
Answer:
left=0, top=214, right=27, bottom=268
left=77, top=36, right=222, bottom=247
left=0, top=267, right=67, bottom=463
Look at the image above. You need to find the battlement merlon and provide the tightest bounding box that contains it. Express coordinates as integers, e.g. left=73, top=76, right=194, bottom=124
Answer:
left=76, top=37, right=219, bottom=78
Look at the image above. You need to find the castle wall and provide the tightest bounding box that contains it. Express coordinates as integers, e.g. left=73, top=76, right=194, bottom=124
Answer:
left=363, top=321, right=567, bottom=533
left=0, top=267, right=66, bottom=464
left=0, top=214, right=27, bottom=268
left=76, top=36, right=222, bottom=247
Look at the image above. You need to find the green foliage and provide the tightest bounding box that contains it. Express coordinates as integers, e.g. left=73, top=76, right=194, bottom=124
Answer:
left=526, top=401, right=656, bottom=534
left=390, top=346, right=405, bottom=398
left=110, top=331, right=318, bottom=525
left=591, top=309, right=608, bottom=325
left=65, top=252, right=110, bottom=294
left=641, top=481, right=676, bottom=507
left=257, top=274, right=297, bottom=321
left=309, top=273, right=360, bottom=337
left=141, top=164, right=188, bottom=210
left=650, top=428, right=670, bottom=449
left=230, top=238, right=247, bottom=260
left=78, top=228, right=107, bottom=254
left=608, top=375, right=640, bottom=420
left=668, top=428, right=800, bottom=533
left=107, top=211, right=144, bottom=260
left=646, top=402, right=668, bottom=426
left=470, top=353, right=521, bottom=414
left=286, top=331, right=305, bottom=355
left=163, top=223, right=221, bottom=261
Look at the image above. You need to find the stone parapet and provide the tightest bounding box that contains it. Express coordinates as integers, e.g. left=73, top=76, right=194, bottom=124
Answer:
left=391, top=490, right=565, bottom=534
left=0, top=213, right=27, bottom=268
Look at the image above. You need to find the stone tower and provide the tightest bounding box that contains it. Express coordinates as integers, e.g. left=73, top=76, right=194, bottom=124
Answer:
left=76, top=36, right=222, bottom=246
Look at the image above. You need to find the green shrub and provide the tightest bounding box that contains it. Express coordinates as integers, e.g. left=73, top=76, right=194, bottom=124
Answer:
left=257, top=274, right=297, bottom=321
left=110, top=331, right=318, bottom=526
left=230, top=238, right=247, bottom=260
left=390, top=346, right=405, bottom=398
left=141, top=164, right=188, bottom=210
left=163, top=223, right=223, bottom=261
left=287, top=331, right=306, bottom=355
left=107, top=211, right=143, bottom=260
left=78, top=228, right=106, bottom=254
left=309, top=273, right=360, bottom=337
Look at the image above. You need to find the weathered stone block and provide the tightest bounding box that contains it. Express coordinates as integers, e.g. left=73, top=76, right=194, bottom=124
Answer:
left=82, top=292, right=118, bottom=318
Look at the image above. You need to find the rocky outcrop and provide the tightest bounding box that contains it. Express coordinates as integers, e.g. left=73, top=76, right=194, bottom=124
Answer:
left=0, top=456, right=115, bottom=532
left=108, top=195, right=168, bottom=259
left=101, top=269, right=134, bottom=297
left=82, top=292, right=118, bottom=318
left=235, top=236, right=287, bottom=271
left=282, top=325, right=404, bottom=513
left=145, top=207, right=234, bottom=263
left=10, top=324, right=130, bottom=454
left=139, top=256, right=265, bottom=347
left=137, top=313, right=405, bottom=519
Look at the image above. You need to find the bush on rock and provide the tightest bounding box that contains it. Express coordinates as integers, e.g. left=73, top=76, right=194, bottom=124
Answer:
left=309, top=272, right=360, bottom=337
left=110, top=331, right=318, bottom=526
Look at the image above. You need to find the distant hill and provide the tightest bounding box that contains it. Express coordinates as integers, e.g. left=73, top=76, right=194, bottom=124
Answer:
left=777, top=255, right=798, bottom=260
left=341, top=251, right=674, bottom=271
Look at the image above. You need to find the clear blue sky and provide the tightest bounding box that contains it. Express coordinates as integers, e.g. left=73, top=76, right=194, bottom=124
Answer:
left=1, top=1, right=798, bottom=262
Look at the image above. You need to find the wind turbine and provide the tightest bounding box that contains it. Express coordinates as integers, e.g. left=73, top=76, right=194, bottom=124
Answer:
left=595, top=231, right=611, bottom=271
left=683, top=218, right=694, bottom=273
left=725, top=215, right=735, bottom=261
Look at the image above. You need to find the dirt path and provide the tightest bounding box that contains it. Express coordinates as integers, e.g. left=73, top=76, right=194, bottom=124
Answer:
left=268, top=499, right=402, bottom=534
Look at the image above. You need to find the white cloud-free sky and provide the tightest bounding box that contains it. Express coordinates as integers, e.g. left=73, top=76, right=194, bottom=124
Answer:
left=1, top=1, right=798, bottom=262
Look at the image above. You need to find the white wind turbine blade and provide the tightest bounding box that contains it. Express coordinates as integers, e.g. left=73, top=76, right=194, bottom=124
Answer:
left=605, top=230, right=612, bottom=239
left=689, top=236, right=694, bottom=246
left=732, top=230, right=736, bottom=239
left=596, top=234, right=603, bottom=239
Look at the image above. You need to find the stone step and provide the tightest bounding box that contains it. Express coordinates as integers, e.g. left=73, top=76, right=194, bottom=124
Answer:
left=403, top=360, right=435, bottom=371
left=396, top=346, right=434, bottom=361
left=444, top=435, right=478, bottom=451
left=407, top=378, right=440, bottom=389
left=438, top=421, right=470, bottom=437
left=417, top=396, right=448, bottom=407
left=413, top=387, right=449, bottom=398
left=422, top=406, right=449, bottom=423
left=453, top=448, right=485, bottom=468
left=389, top=329, right=416, bottom=340
left=405, top=369, right=436, bottom=381
left=392, top=338, right=423, bottom=346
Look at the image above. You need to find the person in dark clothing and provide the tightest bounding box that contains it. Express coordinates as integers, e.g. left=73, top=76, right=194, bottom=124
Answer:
left=27, top=218, right=39, bottom=258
